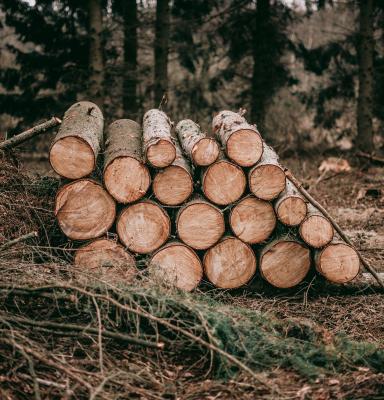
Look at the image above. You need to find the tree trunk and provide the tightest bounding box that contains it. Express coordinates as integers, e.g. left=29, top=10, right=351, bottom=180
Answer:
left=203, top=236, right=256, bottom=289
left=122, top=0, right=138, bottom=119
left=87, top=0, right=104, bottom=109
left=259, top=239, right=311, bottom=288
left=154, top=0, right=170, bottom=106
left=149, top=241, right=203, bottom=292
left=175, top=119, right=219, bottom=166
left=212, top=110, right=263, bottom=167
left=176, top=196, right=225, bottom=250
left=49, top=101, right=104, bottom=179
left=104, top=119, right=150, bottom=203
left=55, top=179, right=116, bottom=241
left=356, top=0, right=374, bottom=152
left=116, top=200, right=170, bottom=254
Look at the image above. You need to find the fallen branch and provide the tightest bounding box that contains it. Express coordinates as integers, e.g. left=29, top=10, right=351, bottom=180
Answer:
left=0, top=231, right=38, bottom=252
left=356, top=151, right=384, bottom=164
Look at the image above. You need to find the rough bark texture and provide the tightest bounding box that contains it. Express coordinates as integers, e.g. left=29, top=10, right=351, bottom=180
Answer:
left=142, top=109, right=176, bottom=167
left=50, top=101, right=104, bottom=179
left=175, top=119, right=219, bottom=166
left=104, top=119, right=150, bottom=203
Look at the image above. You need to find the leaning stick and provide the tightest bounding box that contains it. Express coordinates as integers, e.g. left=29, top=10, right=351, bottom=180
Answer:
left=0, top=117, right=62, bottom=150
left=285, top=169, right=384, bottom=288
left=0, top=231, right=38, bottom=252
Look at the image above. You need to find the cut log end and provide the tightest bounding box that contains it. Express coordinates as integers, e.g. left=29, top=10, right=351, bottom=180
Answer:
left=300, top=215, right=334, bottom=248
left=276, top=196, right=307, bottom=226
left=226, top=129, right=263, bottom=167
left=192, top=138, right=220, bottom=166
left=50, top=136, right=95, bottom=179
left=153, top=166, right=193, bottom=205
left=260, top=240, right=311, bottom=288
left=146, top=139, right=176, bottom=168
left=116, top=201, right=170, bottom=254
left=204, top=237, right=256, bottom=289
left=55, top=180, right=116, bottom=241
left=249, top=164, right=286, bottom=200
left=149, top=243, right=203, bottom=291
left=230, top=196, right=276, bottom=244
left=104, top=157, right=150, bottom=203
left=317, top=243, right=360, bottom=284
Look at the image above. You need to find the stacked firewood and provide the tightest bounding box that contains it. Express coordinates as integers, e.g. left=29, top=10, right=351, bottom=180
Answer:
left=50, top=101, right=360, bottom=291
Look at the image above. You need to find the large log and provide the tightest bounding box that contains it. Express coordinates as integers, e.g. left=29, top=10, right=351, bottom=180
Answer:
left=142, top=109, right=176, bottom=167
left=149, top=241, right=203, bottom=291
left=175, top=119, right=219, bottom=166
left=274, top=179, right=307, bottom=226
left=50, top=101, right=103, bottom=179
left=152, top=140, right=193, bottom=205
left=104, top=119, right=150, bottom=203
left=229, top=196, right=276, bottom=244
left=203, top=237, right=256, bottom=289
left=55, top=179, right=116, bottom=240
left=116, top=200, right=170, bottom=254
left=212, top=110, right=263, bottom=167
left=259, top=239, right=311, bottom=288
left=176, top=197, right=225, bottom=250
left=248, top=143, right=286, bottom=201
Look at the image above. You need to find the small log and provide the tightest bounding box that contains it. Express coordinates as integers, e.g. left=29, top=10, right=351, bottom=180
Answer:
left=204, top=236, right=256, bottom=289
left=259, top=239, right=311, bottom=288
left=74, top=238, right=137, bottom=283
left=229, top=196, right=276, bottom=244
left=274, top=179, right=307, bottom=226
left=152, top=140, right=193, bottom=205
left=212, top=110, right=263, bottom=167
left=104, top=119, right=150, bottom=203
left=55, top=179, right=116, bottom=241
left=149, top=241, right=203, bottom=291
left=175, top=119, right=219, bottom=166
left=142, top=109, right=176, bottom=167
left=299, top=204, right=334, bottom=248
left=249, top=143, right=286, bottom=201
left=176, top=196, right=225, bottom=250
left=50, top=101, right=104, bottom=179
left=116, top=200, right=170, bottom=254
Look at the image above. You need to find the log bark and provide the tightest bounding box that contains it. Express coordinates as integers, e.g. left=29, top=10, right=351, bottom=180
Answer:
left=152, top=140, right=193, bottom=205
left=55, top=179, right=116, bottom=241
left=259, top=238, right=311, bottom=288
left=142, top=109, right=176, bottom=167
left=175, top=119, right=219, bottom=166
left=274, top=179, right=307, bottom=226
left=229, top=195, right=276, bottom=244
left=212, top=110, right=263, bottom=167
left=203, top=236, right=256, bottom=289
left=249, top=143, right=286, bottom=201
left=104, top=119, right=150, bottom=203
left=176, top=196, right=225, bottom=250
left=116, top=200, right=170, bottom=254
left=149, top=241, right=203, bottom=291
left=299, top=204, right=334, bottom=248
left=50, top=101, right=104, bottom=179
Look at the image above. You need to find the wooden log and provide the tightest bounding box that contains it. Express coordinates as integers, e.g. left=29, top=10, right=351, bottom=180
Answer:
left=259, top=239, right=311, bottom=288
left=152, top=140, right=193, bottom=205
left=299, top=204, right=334, bottom=248
left=103, top=119, right=150, bottom=203
left=203, top=237, right=256, bottom=289
left=74, top=238, right=137, bottom=283
left=248, top=143, right=286, bottom=201
left=50, top=101, right=103, bottom=179
left=175, top=119, right=219, bottom=166
left=274, top=179, right=307, bottom=226
left=116, top=200, right=170, bottom=254
left=176, top=197, right=225, bottom=250
left=229, top=196, right=276, bottom=244
left=142, top=109, right=176, bottom=168
left=212, top=110, right=263, bottom=167
left=55, top=179, right=116, bottom=241
left=149, top=241, right=203, bottom=291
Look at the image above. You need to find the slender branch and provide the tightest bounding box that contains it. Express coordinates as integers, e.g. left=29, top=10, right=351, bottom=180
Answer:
left=356, top=151, right=384, bottom=164
left=0, top=231, right=38, bottom=252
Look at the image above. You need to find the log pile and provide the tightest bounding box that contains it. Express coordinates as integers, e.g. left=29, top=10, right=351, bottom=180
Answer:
left=50, top=102, right=361, bottom=291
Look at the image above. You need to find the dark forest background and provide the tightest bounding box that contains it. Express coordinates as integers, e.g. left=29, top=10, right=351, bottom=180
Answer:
left=0, top=0, right=383, bottom=153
